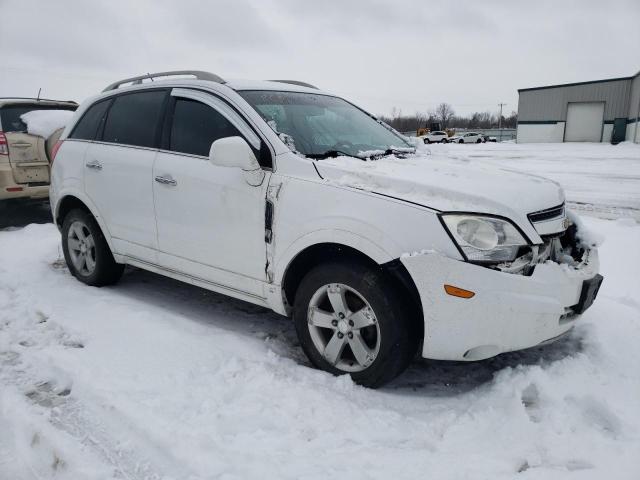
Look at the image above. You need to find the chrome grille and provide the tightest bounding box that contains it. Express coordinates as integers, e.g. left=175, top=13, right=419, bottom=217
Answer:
left=528, top=203, right=565, bottom=223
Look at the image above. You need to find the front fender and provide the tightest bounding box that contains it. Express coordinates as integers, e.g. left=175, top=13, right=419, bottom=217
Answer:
left=273, top=227, right=397, bottom=286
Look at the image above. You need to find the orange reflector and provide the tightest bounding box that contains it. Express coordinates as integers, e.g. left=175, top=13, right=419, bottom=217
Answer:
left=6, top=187, right=23, bottom=192
left=444, top=284, right=475, bottom=299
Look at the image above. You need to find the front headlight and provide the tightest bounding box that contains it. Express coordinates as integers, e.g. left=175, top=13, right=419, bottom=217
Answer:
left=440, top=214, right=528, bottom=263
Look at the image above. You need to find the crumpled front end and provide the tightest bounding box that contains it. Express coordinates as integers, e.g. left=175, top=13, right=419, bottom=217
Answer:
left=401, top=214, right=602, bottom=361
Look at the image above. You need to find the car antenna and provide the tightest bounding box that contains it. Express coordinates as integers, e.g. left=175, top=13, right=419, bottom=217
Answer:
left=148, top=73, right=153, bottom=82
left=37, top=88, right=41, bottom=101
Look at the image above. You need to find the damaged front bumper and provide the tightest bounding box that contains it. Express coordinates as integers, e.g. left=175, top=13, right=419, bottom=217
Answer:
left=400, top=242, right=601, bottom=361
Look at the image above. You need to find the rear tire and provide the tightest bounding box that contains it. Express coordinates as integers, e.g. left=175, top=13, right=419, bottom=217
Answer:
left=293, top=261, right=418, bottom=388
left=61, top=208, right=124, bottom=286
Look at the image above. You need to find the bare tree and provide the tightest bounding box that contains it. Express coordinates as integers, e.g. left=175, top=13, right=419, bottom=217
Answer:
left=378, top=108, right=517, bottom=134
left=435, top=103, right=455, bottom=129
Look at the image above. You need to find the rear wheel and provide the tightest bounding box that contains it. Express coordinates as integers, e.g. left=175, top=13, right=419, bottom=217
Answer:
left=293, top=262, right=418, bottom=388
left=62, top=209, right=124, bottom=286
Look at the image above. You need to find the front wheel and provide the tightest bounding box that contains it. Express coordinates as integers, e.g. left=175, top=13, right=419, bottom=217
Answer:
left=459, top=139, right=464, bottom=144
left=293, top=262, right=418, bottom=388
left=62, top=208, right=124, bottom=286
left=424, top=138, right=430, bottom=144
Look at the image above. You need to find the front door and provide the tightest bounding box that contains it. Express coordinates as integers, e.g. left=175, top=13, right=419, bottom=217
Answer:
left=152, top=89, right=270, bottom=298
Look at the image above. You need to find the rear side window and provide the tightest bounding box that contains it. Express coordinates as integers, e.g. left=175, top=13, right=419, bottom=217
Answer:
left=0, top=104, right=76, bottom=133
left=102, top=90, right=166, bottom=148
left=69, top=100, right=111, bottom=140
left=169, top=98, right=242, bottom=156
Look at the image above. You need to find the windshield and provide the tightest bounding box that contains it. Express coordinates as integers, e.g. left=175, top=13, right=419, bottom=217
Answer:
left=238, top=90, right=411, bottom=158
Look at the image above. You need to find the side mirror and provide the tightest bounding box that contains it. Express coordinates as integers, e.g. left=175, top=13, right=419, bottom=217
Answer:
left=209, top=136, right=260, bottom=171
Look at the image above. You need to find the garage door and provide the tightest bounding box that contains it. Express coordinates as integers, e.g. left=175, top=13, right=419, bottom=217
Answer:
left=564, top=102, right=604, bottom=142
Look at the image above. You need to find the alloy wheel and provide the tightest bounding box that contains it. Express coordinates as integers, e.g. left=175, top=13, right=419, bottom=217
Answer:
left=67, top=220, right=97, bottom=276
left=307, top=283, right=381, bottom=372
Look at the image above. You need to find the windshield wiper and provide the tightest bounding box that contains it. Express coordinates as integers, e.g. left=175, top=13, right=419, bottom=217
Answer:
left=307, top=147, right=414, bottom=161
left=383, top=147, right=415, bottom=156
left=363, top=147, right=415, bottom=160
left=306, top=150, right=361, bottom=160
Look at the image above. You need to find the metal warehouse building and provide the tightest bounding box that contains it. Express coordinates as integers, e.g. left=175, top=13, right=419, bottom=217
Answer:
left=517, top=69, right=640, bottom=143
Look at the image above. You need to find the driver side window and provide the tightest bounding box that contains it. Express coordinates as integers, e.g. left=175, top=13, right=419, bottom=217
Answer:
left=169, top=98, right=241, bottom=157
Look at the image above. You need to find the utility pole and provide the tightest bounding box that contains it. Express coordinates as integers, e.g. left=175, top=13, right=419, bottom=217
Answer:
left=498, top=103, right=506, bottom=141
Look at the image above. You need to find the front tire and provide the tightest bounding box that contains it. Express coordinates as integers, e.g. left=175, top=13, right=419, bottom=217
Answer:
left=293, top=262, right=418, bottom=388
left=424, top=138, right=430, bottom=144
left=62, top=208, right=124, bottom=286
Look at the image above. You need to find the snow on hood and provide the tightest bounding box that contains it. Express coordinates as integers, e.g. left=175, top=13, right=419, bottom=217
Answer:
left=20, top=110, right=74, bottom=139
left=316, top=152, right=565, bottom=219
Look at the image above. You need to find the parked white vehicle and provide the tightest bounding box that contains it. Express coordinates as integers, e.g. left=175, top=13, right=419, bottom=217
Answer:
left=457, top=132, right=484, bottom=143
left=419, top=130, right=449, bottom=143
left=50, top=71, right=603, bottom=387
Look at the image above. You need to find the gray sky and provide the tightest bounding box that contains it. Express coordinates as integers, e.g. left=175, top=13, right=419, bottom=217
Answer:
left=1, top=0, right=638, bottom=118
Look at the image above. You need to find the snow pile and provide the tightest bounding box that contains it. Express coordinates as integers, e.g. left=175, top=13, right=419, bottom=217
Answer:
left=567, top=210, right=605, bottom=247
left=20, top=110, right=74, bottom=139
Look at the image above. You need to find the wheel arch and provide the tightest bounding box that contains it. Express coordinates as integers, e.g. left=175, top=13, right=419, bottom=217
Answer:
left=280, top=242, right=423, bottom=339
left=54, top=193, right=116, bottom=253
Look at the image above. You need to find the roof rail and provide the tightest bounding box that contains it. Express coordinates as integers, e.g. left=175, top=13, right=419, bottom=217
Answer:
left=102, top=70, right=226, bottom=92
left=268, top=80, right=319, bottom=90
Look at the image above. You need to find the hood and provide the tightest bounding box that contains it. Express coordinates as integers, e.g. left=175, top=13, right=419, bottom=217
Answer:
left=315, top=152, right=564, bottom=223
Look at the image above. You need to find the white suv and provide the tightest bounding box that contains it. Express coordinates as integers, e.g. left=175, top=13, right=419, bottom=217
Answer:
left=50, top=71, right=603, bottom=387
left=420, top=131, right=449, bottom=143
left=458, top=132, right=484, bottom=144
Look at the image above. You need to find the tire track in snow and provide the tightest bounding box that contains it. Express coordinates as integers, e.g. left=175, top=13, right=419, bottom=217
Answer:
left=0, top=289, right=197, bottom=480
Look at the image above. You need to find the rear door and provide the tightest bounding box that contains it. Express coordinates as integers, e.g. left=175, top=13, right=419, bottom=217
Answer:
left=83, top=89, right=167, bottom=262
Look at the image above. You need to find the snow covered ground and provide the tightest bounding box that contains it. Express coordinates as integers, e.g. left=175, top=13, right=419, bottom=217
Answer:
left=1, top=143, right=639, bottom=479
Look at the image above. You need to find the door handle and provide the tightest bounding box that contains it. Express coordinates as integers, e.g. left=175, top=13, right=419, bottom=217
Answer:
left=85, top=160, right=102, bottom=170
left=155, top=175, right=177, bottom=186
